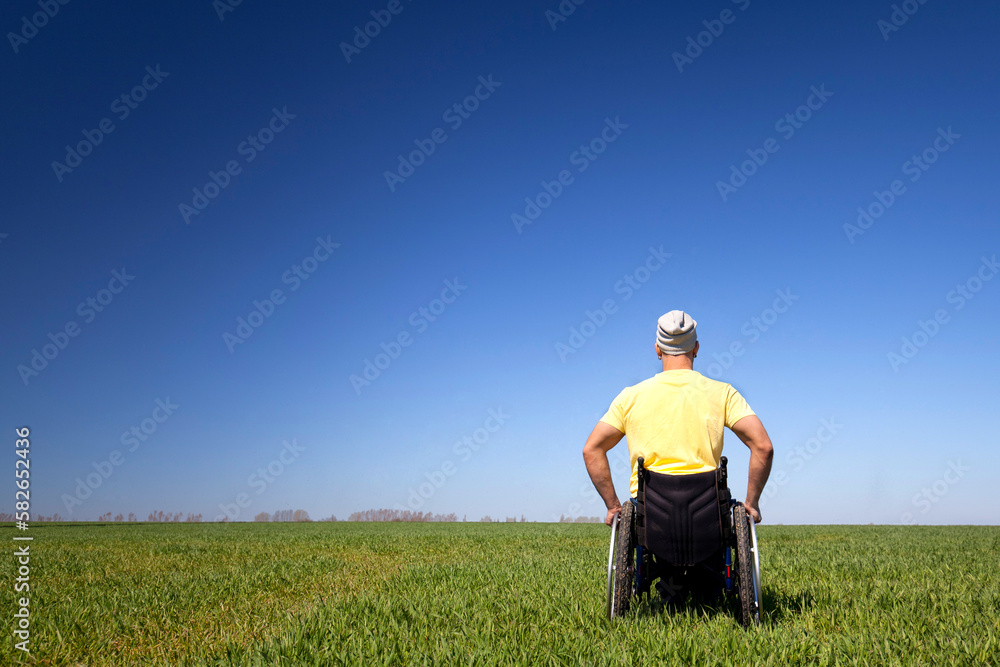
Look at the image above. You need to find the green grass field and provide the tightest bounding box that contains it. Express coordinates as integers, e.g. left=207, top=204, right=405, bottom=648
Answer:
left=2, top=523, right=998, bottom=665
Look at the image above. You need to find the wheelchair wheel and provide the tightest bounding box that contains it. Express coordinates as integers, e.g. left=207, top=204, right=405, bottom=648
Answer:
left=733, top=504, right=761, bottom=627
left=606, top=502, right=635, bottom=619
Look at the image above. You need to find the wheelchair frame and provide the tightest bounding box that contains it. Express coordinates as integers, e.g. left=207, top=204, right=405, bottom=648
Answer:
left=605, top=456, right=761, bottom=626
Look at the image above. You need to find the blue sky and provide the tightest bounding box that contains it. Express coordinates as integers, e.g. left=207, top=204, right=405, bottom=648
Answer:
left=2, top=0, right=997, bottom=524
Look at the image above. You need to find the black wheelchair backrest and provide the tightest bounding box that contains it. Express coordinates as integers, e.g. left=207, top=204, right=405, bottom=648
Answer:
left=636, top=456, right=732, bottom=567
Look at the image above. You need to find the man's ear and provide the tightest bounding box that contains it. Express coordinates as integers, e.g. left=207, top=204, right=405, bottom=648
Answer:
left=692, top=341, right=700, bottom=358
left=654, top=341, right=661, bottom=358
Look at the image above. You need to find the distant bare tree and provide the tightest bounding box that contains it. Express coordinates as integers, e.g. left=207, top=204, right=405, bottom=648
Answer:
left=254, top=512, right=270, bottom=522
left=128, top=512, right=137, bottom=522
left=114, top=513, right=124, bottom=522
left=480, top=515, right=493, bottom=523
left=268, top=509, right=308, bottom=522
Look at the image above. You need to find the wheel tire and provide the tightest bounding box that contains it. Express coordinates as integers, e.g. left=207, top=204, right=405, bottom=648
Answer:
left=609, top=502, right=635, bottom=618
left=733, top=504, right=760, bottom=627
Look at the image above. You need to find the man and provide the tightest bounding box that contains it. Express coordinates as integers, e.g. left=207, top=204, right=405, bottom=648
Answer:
left=582, top=310, right=774, bottom=528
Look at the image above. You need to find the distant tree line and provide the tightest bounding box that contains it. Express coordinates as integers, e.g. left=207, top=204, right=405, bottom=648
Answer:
left=347, top=509, right=458, bottom=522
left=135, top=511, right=204, bottom=522
left=0, top=510, right=331, bottom=523
left=0, top=512, right=209, bottom=522
left=0, top=513, right=73, bottom=522
left=0, top=509, right=574, bottom=523
left=253, top=510, right=313, bottom=522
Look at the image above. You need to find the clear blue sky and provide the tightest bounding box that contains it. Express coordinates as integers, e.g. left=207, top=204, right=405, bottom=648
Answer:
left=2, top=0, right=997, bottom=524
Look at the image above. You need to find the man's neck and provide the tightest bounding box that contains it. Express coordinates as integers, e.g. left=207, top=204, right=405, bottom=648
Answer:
left=661, top=357, right=693, bottom=372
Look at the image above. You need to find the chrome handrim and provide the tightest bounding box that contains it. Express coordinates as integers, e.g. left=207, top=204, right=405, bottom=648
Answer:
left=605, top=514, right=618, bottom=619
left=749, top=516, right=761, bottom=621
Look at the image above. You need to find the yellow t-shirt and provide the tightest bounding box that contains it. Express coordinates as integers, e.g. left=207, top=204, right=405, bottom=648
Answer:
left=599, top=369, right=755, bottom=497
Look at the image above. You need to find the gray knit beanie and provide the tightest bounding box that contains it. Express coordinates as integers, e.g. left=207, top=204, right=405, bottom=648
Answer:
left=656, top=310, right=697, bottom=355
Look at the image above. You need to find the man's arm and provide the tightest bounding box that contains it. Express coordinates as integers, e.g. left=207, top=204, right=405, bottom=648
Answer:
left=582, top=421, right=626, bottom=525
left=729, top=415, right=774, bottom=523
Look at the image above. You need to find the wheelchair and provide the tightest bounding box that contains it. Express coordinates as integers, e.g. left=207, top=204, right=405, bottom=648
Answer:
left=605, top=456, right=762, bottom=626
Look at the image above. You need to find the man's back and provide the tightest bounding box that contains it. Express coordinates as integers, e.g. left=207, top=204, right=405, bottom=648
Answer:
left=599, top=369, right=755, bottom=497
left=582, top=309, right=773, bottom=525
